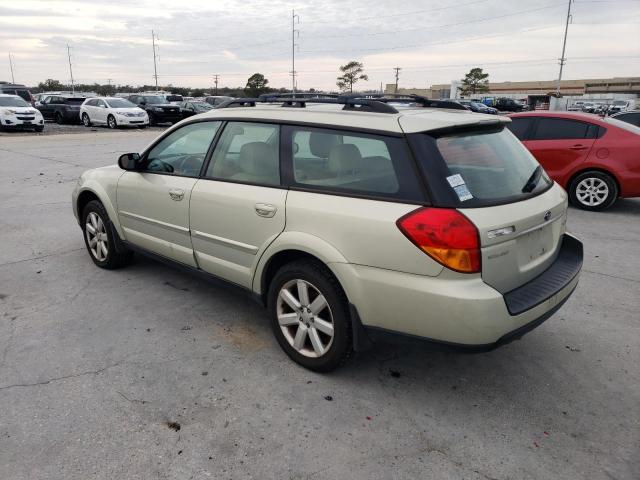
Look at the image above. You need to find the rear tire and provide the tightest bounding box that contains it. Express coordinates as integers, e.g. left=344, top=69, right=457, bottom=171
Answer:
left=267, top=260, right=352, bottom=372
left=82, top=113, right=91, bottom=127
left=82, top=200, right=133, bottom=269
left=55, top=112, right=63, bottom=124
left=569, top=171, right=618, bottom=211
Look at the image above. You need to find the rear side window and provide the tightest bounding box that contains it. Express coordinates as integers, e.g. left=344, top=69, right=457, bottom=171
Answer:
left=505, top=117, right=533, bottom=140
left=533, top=118, right=590, bottom=140
left=286, top=126, right=423, bottom=201
left=206, top=122, right=280, bottom=186
left=16, top=89, right=31, bottom=102
left=408, top=126, right=552, bottom=208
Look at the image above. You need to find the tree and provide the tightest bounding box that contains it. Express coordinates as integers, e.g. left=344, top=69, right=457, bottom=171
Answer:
left=336, top=61, right=368, bottom=92
left=245, top=73, right=269, bottom=97
left=459, top=68, right=490, bottom=96
left=38, top=79, right=65, bottom=91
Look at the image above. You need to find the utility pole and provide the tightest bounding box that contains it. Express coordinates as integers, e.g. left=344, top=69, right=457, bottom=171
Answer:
left=8, top=53, right=15, bottom=83
left=556, top=0, right=573, bottom=96
left=213, top=74, right=219, bottom=95
left=151, top=30, right=159, bottom=92
left=291, top=10, right=299, bottom=95
left=66, top=44, right=75, bottom=93
left=393, top=67, right=401, bottom=93
left=107, top=78, right=113, bottom=95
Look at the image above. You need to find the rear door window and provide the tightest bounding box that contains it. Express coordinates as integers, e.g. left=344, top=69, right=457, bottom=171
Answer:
left=532, top=118, right=590, bottom=140
left=206, top=122, right=280, bottom=186
left=284, top=126, right=423, bottom=202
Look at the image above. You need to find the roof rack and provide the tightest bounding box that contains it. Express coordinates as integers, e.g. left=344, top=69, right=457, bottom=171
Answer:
left=214, top=92, right=467, bottom=114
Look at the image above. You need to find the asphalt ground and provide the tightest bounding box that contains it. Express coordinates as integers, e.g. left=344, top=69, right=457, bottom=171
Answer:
left=0, top=130, right=638, bottom=480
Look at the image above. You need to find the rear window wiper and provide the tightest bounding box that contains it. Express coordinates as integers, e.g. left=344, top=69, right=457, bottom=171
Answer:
left=522, top=165, right=542, bottom=193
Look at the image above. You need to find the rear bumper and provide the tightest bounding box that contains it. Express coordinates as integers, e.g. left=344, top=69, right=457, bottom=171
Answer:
left=333, top=233, right=583, bottom=347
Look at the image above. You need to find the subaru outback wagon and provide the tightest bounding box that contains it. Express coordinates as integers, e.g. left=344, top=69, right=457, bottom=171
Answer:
left=72, top=95, right=583, bottom=371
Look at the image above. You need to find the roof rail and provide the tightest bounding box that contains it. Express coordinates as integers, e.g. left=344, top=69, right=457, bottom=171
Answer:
left=350, top=93, right=467, bottom=111
left=214, top=92, right=467, bottom=114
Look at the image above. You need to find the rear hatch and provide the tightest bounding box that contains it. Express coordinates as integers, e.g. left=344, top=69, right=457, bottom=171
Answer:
left=404, top=120, right=567, bottom=292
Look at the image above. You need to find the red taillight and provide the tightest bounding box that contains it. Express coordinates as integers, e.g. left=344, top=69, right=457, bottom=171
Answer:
left=396, top=207, right=481, bottom=273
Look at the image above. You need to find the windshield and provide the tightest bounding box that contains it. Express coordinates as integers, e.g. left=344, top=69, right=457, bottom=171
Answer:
left=612, top=100, right=627, bottom=106
left=409, top=126, right=552, bottom=207
left=604, top=117, right=640, bottom=135
left=0, top=96, right=29, bottom=107
left=106, top=98, right=136, bottom=108
left=143, top=96, right=166, bottom=104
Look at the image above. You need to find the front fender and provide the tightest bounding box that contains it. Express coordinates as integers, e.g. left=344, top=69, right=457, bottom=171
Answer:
left=252, top=231, right=349, bottom=295
left=73, top=167, right=125, bottom=238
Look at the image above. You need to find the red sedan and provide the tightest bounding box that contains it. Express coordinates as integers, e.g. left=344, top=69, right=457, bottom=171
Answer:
left=507, top=111, right=640, bottom=210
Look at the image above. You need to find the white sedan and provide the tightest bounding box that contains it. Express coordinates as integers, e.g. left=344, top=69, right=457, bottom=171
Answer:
left=80, top=97, right=148, bottom=129
left=0, top=94, right=45, bottom=132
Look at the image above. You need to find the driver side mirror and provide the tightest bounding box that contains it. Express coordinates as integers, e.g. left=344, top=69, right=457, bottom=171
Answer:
left=118, top=152, right=141, bottom=171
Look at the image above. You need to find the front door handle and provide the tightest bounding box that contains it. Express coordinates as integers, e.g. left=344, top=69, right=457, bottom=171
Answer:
left=569, top=145, right=588, bottom=150
left=169, top=188, right=185, bottom=201
left=255, top=203, right=277, bottom=218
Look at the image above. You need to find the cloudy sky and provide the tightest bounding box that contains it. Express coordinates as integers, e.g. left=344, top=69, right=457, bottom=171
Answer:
left=1, top=0, right=639, bottom=91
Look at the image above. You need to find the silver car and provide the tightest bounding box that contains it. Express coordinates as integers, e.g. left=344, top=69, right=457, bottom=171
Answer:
left=72, top=96, right=583, bottom=371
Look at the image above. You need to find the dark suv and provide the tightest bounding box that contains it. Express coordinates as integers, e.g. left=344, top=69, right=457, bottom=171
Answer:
left=127, top=95, right=182, bottom=125
left=495, top=98, right=526, bottom=112
left=37, top=95, right=86, bottom=124
left=0, top=82, right=33, bottom=104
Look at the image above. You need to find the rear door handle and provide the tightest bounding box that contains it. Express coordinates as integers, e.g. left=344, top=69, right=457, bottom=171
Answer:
left=255, top=203, right=277, bottom=218
left=169, top=188, right=185, bottom=201
left=569, top=145, right=588, bottom=150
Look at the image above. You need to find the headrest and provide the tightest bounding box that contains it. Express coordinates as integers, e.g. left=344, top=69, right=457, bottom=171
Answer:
left=309, top=132, right=342, bottom=158
left=328, top=144, right=362, bottom=175
left=239, top=142, right=277, bottom=176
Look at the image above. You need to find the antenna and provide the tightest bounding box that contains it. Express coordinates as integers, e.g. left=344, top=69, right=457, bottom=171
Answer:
left=67, top=44, right=75, bottom=93
left=152, top=30, right=160, bottom=92
left=8, top=53, right=15, bottom=83
left=291, top=10, right=300, bottom=95
left=556, top=0, right=573, bottom=96
left=393, top=67, right=401, bottom=94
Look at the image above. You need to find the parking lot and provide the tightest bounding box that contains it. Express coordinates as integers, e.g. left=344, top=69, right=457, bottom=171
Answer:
left=0, top=130, right=638, bottom=479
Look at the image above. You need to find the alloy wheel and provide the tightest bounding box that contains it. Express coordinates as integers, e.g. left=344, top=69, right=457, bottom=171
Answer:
left=82, top=114, right=90, bottom=126
left=85, top=212, right=108, bottom=261
left=108, top=116, right=116, bottom=129
left=576, top=177, right=609, bottom=207
left=276, top=279, right=334, bottom=358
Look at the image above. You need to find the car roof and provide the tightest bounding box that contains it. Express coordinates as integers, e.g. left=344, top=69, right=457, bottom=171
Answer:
left=0, top=93, right=22, bottom=98
left=509, top=111, right=604, bottom=122
left=197, top=104, right=509, bottom=134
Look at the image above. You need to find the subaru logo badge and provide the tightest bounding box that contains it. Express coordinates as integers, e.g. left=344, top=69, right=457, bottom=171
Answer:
left=544, top=211, right=552, bottom=221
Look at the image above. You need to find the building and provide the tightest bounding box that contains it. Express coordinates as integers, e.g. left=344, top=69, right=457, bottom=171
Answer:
left=384, top=77, right=640, bottom=109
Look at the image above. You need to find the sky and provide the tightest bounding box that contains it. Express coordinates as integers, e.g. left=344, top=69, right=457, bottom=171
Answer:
left=1, top=0, right=639, bottom=91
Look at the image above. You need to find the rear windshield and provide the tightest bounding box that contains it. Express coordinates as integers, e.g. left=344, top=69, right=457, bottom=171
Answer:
left=0, top=96, right=29, bottom=107
left=408, top=126, right=552, bottom=208
left=65, top=97, right=86, bottom=105
left=604, top=116, right=640, bottom=135
left=143, top=96, right=166, bottom=104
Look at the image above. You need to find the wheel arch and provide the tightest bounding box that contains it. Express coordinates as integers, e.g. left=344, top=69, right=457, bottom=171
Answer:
left=567, top=167, right=621, bottom=195
left=76, top=184, right=124, bottom=238
left=253, top=232, right=351, bottom=303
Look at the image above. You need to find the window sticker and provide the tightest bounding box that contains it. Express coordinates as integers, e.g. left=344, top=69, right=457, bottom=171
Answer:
left=446, top=173, right=466, bottom=188
left=454, top=184, right=474, bottom=201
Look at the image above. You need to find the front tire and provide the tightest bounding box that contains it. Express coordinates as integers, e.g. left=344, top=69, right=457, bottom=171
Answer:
left=569, top=171, right=618, bottom=211
left=82, top=113, right=91, bottom=127
left=82, top=200, right=133, bottom=269
left=55, top=112, right=64, bottom=124
left=34, top=125, right=44, bottom=132
left=148, top=113, right=157, bottom=126
left=107, top=115, right=117, bottom=129
left=267, top=260, right=352, bottom=372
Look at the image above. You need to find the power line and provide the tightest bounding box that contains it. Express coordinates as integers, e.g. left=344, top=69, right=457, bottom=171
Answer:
left=393, top=67, right=401, bottom=93
left=66, top=44, right=75, bottom=93
left=151, top=30, right=159, bottom=92
left=8, top=53, right=15, bottom=83
left=291, top=9, right=300, bottom=95
left=556, top=0, right=573, bottom=95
